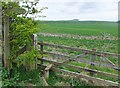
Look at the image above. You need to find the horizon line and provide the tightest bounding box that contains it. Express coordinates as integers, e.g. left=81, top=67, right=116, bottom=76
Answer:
left=36, top=19, right=118, bottom=22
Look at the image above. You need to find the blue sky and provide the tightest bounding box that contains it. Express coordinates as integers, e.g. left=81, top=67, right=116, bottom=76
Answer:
left=37, top=0, right=119, bottom=21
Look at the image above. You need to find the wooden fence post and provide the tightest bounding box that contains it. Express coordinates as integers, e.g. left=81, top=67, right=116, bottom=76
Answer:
left=90, top=48, right=96, bottom=76
left=40, top=41, right=44, bottom=64
left=44, top=64, right=52, bottom=80
left=32, top=34, right=37, bottom=49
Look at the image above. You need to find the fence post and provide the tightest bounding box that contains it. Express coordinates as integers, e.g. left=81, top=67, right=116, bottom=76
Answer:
left=31, top=34, right=38, bottom=69
left=90, top=48, right=96, bottom=76
left=32, top=34, right=37, bottom=49
left=44, top=64, right=52, bottom=80
left=40, top=41, right=44, bottom=64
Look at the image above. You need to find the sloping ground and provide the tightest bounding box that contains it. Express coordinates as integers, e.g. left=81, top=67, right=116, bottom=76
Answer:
left=38, top=21, right=118, bottom=36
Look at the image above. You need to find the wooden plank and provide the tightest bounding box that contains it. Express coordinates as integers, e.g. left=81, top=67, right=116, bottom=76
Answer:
left=41, top=77, right=49, bottom=86
left=74, top=58, right=119, bottom=70
left=45, top=64, right=53, bottom=71
left=75, top=54, right=85, bottom=58
left=39, top=58, right=119, bottom=79
left=61, top=59, right=70, bottom=64
left=42, top=52, right=120, bottom=70
left=38, top=42, right=120, bottom=58
left=43, top=52, right=70, bottom=58
left=52, top=67, right=119, bottom=86
left=100, top=57, right=116, bottom=66
left=37, top=64, right=46, bottom=70
left=64, top=64, right=119, bottom=79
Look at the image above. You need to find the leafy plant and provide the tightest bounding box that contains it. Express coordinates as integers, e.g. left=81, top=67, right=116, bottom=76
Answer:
left=15, top=48, right=40, bottom=70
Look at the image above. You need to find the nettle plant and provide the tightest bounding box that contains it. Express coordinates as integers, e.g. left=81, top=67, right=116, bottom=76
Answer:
left=2, top=1, right=47, bottom=70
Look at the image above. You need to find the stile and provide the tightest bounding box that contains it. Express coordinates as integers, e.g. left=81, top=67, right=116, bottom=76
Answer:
left=44, top=64, right=52, bottom=80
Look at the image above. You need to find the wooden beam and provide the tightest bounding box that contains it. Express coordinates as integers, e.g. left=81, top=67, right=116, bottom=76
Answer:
left=38, top=42, right=120, bottom=58
left=52, top=67, right=119, bottom=86
left=41, top=77, right=49, bottom=86
left=42, top=52, right=120, bottom=70
left=39, top=58, right=119, bottom=79
left=100, top=57, right=116, bottom=66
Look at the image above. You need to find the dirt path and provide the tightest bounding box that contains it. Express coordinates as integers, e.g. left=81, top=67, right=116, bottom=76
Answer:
left=38, top=33, right=118, bottom=40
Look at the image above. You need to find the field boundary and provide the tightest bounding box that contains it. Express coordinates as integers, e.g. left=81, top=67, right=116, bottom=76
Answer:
left=38, top=42, right=120, bottom=58
left=37, top=41, right=120, bottom=86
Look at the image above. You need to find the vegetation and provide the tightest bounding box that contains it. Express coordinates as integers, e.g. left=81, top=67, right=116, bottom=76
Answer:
left=2, top=1, right=44, bottom=87
left=37, top=21, right=118, bottom=83
left=38, top=21, right=118, bottom=36
left=1, top=1, right=119, bottom=87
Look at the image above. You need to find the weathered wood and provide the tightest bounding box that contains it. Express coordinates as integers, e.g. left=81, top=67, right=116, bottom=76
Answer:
left=100, top=56, right=115, bottom=66
left=40, top=41, right=44, bottom=64
left=74, top=58, right=119, bottom=70
left=31, top=34, right=37, bottom=49
left=39, top=58, right=119, bottom=79
left=3, top=15, right=10, bottom=68
left=75, top=54, right=85, bottom=58
left=52, top=67, right=119, bottom=86
left=44, top=64, right=52, bottom=80
left=45, top=64, right=52, bottom=71
left=41, top=77, right=49, bottom=86
left=37, top=64, right=46, bottom=70
left=42, top=52, right=120, bottom=70
left=38, top=42, right=120, bottom=58
left=61, top=59, right=70, bottom=64
left=90, top=48, right=96, bottom=76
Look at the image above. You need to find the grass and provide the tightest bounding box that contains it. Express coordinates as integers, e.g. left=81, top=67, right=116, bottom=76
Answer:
left=38, top=35, right=118, bottom=54
left=2, top=66, right=44, bottom=87
left=48, top=71, right=93, bottom=86
left=37, top=21, right=119, bottom=84
left=38, top=21, right=118, bottom=54
left=38, top=21, right=118, bottom=36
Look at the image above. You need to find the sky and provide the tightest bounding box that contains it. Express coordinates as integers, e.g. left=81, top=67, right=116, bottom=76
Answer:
left=36, top=0, right=119, bottom=21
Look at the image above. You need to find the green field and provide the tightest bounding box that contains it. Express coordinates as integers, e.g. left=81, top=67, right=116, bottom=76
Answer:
left=37, top=21, right=118, bottom=82
left=38, top=21, right=118, bottom=36
left=38, top=21, right=118, bottom=54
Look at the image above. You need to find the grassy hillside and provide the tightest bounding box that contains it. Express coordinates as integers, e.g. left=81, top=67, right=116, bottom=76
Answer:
left=38, top=21, right=118, bottom=36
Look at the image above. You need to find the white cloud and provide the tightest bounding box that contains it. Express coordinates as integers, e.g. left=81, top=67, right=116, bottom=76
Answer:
left=37, top=0, right=119, bottom=21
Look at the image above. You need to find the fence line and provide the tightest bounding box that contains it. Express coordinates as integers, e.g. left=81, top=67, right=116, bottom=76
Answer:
left=37, top=41, right=119, bottom=86
left=38, top=42, right=120, bottom=58
left=52, top=67, right=119, bottom=86
left=42, top=51, right=120, bottom=70
left=39, top=58, right=119, bottom=79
